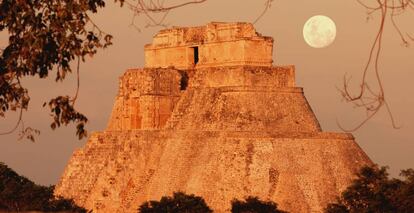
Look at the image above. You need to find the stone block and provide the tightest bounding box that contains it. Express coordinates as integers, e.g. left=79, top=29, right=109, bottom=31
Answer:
left=55, top=22, right=372, bottom=213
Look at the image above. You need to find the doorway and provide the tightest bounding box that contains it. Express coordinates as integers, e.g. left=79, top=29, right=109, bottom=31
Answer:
left=191, top=46, right=199, bottom=65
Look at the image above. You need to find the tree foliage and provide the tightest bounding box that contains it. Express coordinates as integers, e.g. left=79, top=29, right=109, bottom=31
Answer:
left=0, top=0, right=115, bottom=139
left=0, top=162, right=88, bottom=212
left=0, top=0, right=222, bottom=140
left=0, top=0, right=276, bottom=140
left=1, top=0, right=408, bottom=140
left=231, top=196, right=287, bottom=213
left=325, top=165, right=414, bottom=213
left=138, top=191, right=213, bottom=213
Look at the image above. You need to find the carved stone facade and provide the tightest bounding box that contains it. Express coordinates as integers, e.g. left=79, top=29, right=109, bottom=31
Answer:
left=144, top=22, right=273, bottom=69
left=106, top=68, right=182, bottom=130
left=55, top=22, right=372, bottom=213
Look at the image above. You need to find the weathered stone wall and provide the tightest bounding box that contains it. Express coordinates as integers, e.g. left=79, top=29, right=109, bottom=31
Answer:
left=144, top=46, right=194, bottom=69
left=56, top=71, right=370, bottom=212
left=144, top=22, right=273, bottom=69
left=107, top=68, right=182, bottom=130
left=107, top=65, right=297, bottom=131
left=165, top=87, right=321, bottom=132
left=165, top=65, right=317, bottom=132
left=55, top=22, right=373, bottom=213
left=190, top=66, right=295, bottom=88
left=55, top=130, right=371, bottom=213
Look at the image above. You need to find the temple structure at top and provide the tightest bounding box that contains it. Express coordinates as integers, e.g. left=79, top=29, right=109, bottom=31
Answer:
left=55, top=22, right=372, bottom=213
left=106, top=22, right=299, bottom=131
left=144, top=22, right=274, bottom=69
left=106, top=22, right=300, bottom=131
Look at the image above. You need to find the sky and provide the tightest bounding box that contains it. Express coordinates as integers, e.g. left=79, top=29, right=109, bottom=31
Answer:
left=0, top=0, right=413, bottom=186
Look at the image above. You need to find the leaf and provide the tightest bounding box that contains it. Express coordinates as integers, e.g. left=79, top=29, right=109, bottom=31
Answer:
left=1, top=0, right=110, bottom=139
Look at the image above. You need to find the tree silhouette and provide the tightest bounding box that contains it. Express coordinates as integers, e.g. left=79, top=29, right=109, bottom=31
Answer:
left=0, top=162, right=88, bottom=212
left=1, top=0, right=409, bottom=140
left=0, top=0, right=273, bottom=140
left=325, top=165, right=414, bottom=213
left=138, top=191, right=213, bottom=213
left=231, top=196, right=287, bottom=213
left=0, top=0, right=115, bottom=140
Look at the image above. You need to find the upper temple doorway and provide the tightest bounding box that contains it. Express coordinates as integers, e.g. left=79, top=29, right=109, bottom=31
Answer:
left=191, top=46, right=199, bottom=66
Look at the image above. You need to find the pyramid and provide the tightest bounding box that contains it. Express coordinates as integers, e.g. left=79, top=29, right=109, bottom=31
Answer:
left=55, top=22, right=372, bottom=213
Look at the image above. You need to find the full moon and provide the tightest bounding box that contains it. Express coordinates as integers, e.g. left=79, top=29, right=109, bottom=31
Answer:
left=303, top=15, right=336, bottom=48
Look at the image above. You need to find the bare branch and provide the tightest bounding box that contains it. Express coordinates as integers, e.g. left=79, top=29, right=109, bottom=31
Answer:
left=0, top=79, right=40, bottom=141
left=0, top=102, right=23, bottom=135
left=124, top=0, right=276, bottom=30
left=253, top=0, right=274, bottom=24
left=125, top=0, right=207, bottom=29
left=71, top=56, right=81, bottom=106
left=144, top=0, right=207, bottom=12
left=338, top=0, right=410, bottom=131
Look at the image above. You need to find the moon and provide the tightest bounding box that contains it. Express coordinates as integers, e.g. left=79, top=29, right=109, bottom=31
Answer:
left=303, top=15, right=336, bottom=48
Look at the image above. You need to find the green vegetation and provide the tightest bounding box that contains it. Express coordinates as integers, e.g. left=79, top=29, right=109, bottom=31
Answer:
left=138, top=192, right=213, bottom=213
left=325, top=165, right=414, bottom=213
left=0, top=162, right=88, bottom=212
left=231, top=196, right=287, bottom=213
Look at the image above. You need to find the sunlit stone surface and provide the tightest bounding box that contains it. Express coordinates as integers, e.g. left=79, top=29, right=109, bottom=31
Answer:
left=55, top=22, right=372, bottom=213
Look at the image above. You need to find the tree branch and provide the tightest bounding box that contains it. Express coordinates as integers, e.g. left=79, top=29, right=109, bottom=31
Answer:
left=338, top=0, right=410, bottom=131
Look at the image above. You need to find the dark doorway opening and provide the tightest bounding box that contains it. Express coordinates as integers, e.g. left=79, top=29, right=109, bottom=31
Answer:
left=179, top=71, right=189, bottom=91
left=192, top=46, right=199, bottom=65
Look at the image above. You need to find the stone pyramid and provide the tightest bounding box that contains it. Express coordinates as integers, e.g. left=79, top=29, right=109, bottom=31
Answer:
left=55, top=22, right=372, bottom=213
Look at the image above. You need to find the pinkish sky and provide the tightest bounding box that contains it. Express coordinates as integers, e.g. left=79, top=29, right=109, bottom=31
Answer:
left=0, top=0, right=413, bottom=185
